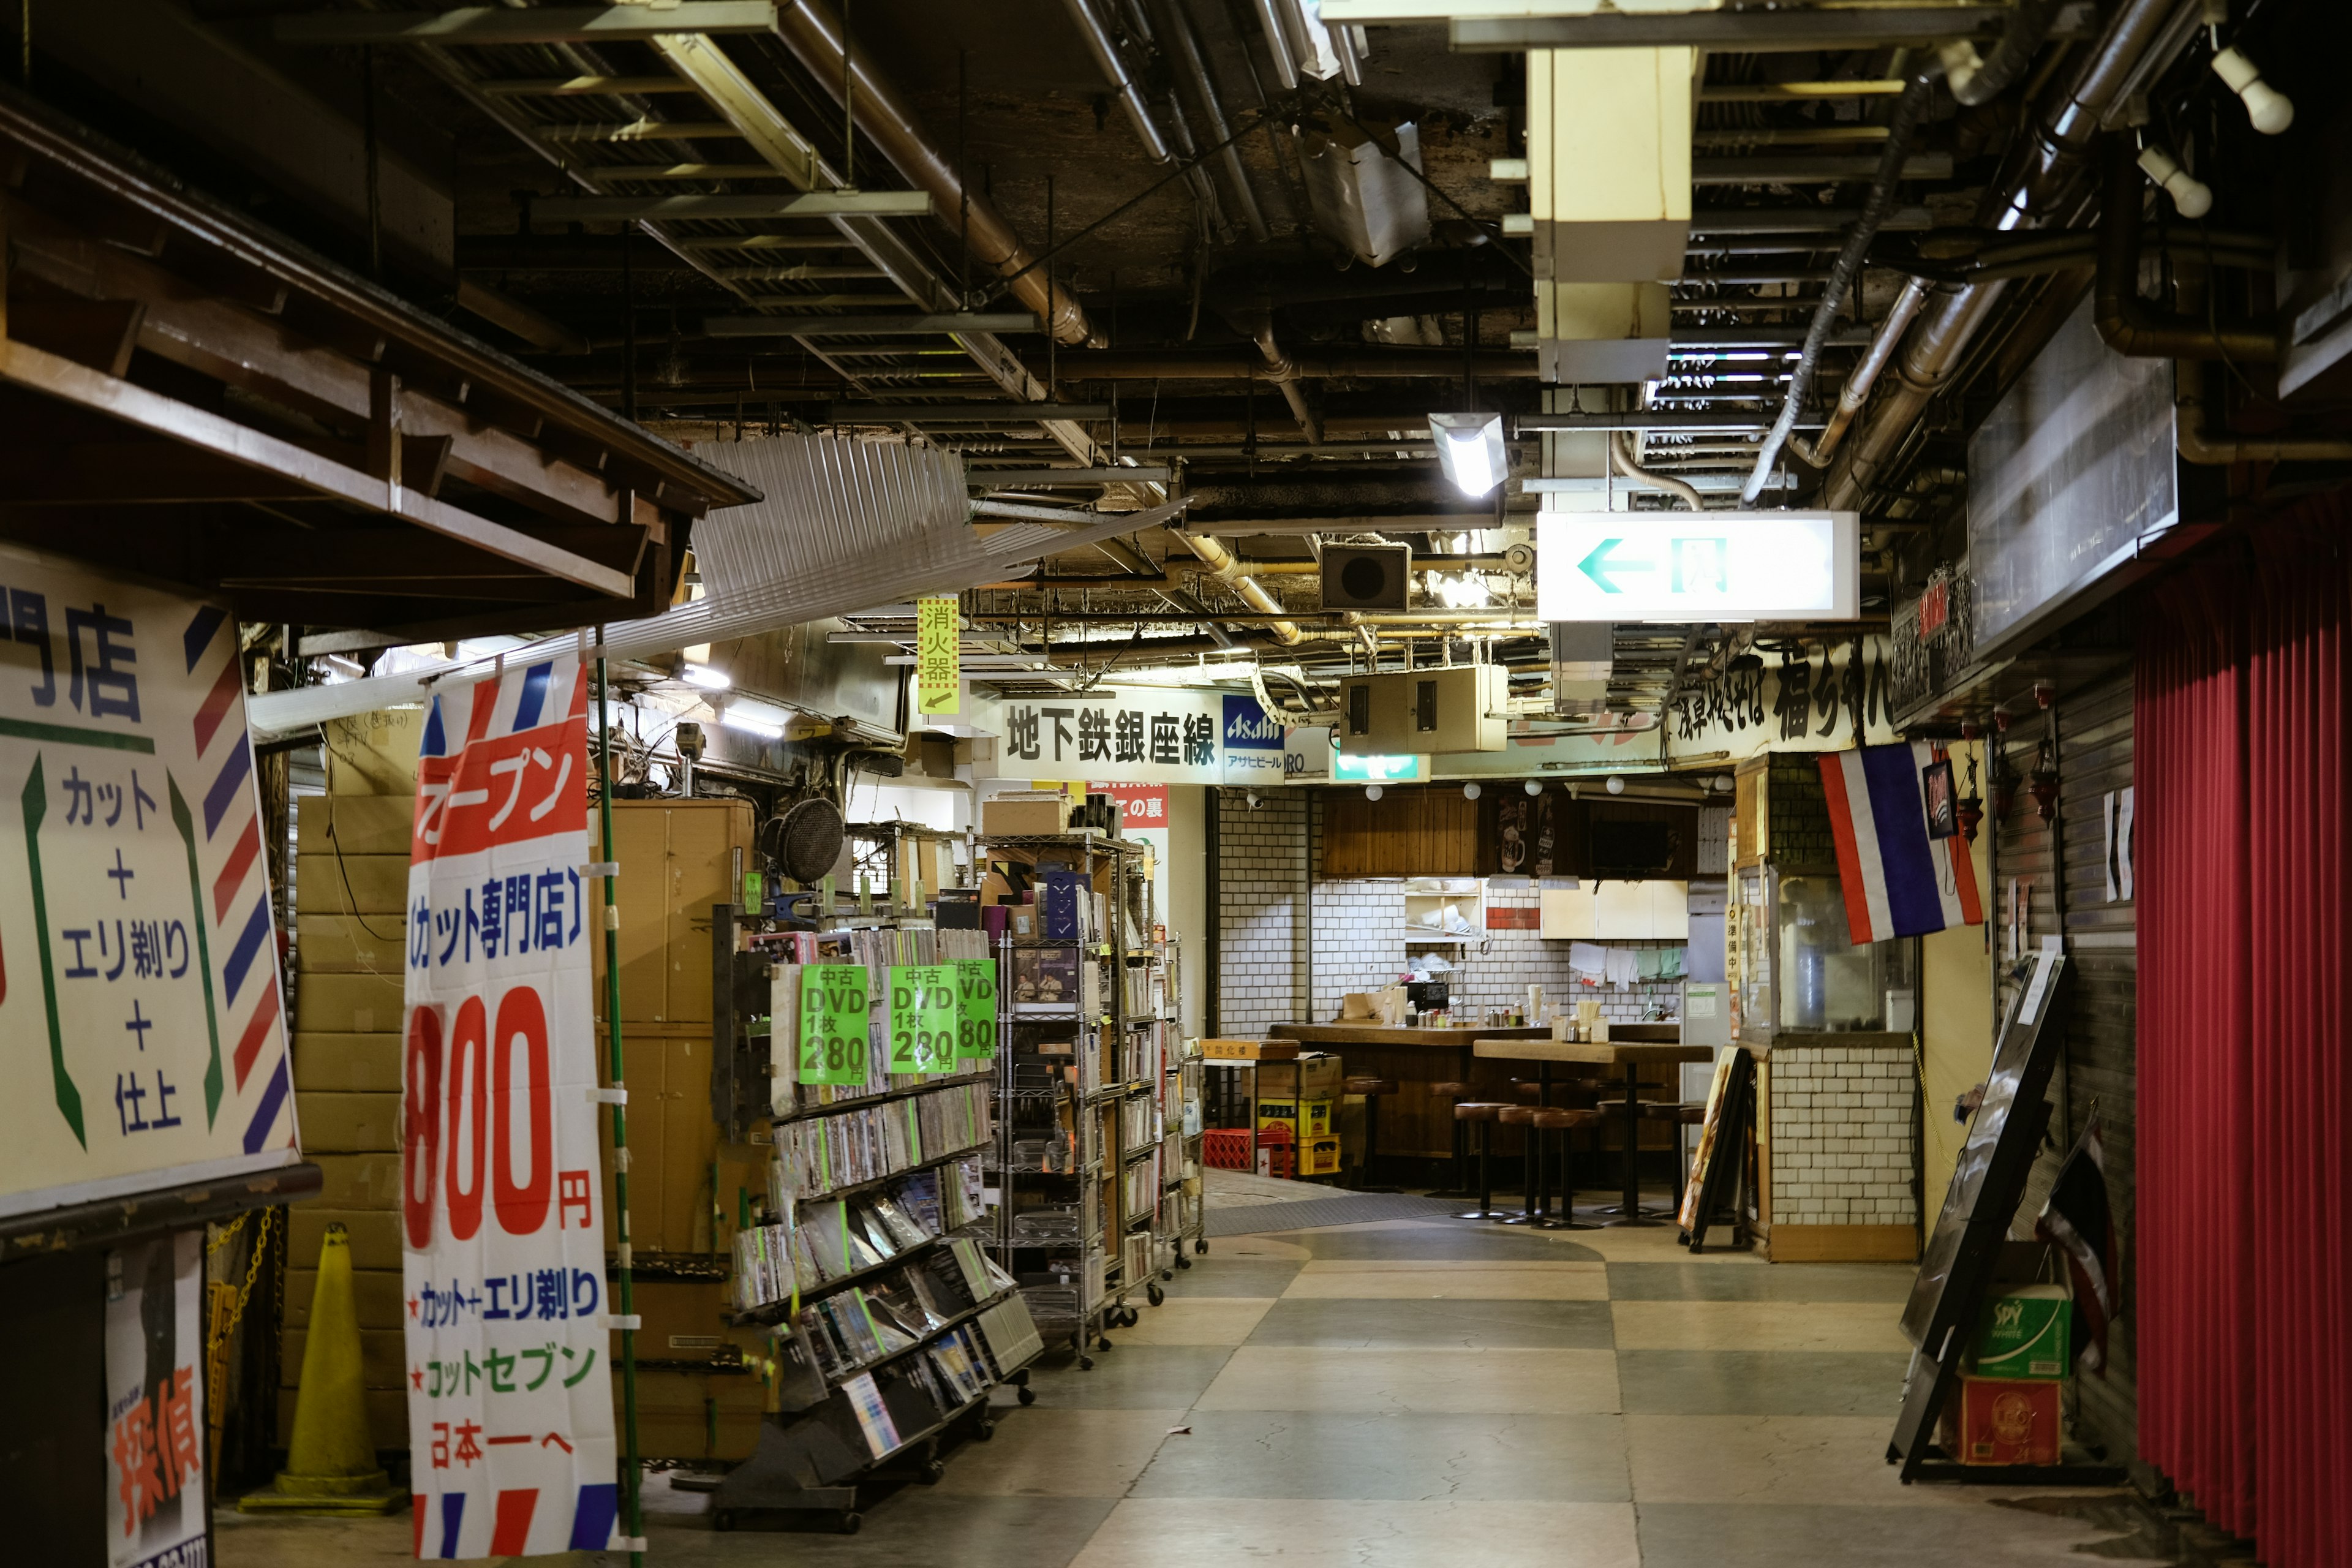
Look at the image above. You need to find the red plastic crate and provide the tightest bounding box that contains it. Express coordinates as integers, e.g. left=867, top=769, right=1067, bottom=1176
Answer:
left=1203, top=1129, right=1256, bottom=1170
left=1256, top=1126, right=1295, bottom=1180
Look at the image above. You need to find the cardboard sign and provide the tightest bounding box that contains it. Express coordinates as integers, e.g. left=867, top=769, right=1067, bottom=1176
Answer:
left=105, top=1231, right=205, bottom=1568
left=888, top=964, right=957, bottom=1075
left=797, top=965, right=871, bottom=1085
left=954, top=959, right=998, bottom=1061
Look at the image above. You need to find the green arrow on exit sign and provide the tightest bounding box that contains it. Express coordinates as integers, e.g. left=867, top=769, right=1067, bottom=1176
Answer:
left=1576, top=537, right=1659, bottom=595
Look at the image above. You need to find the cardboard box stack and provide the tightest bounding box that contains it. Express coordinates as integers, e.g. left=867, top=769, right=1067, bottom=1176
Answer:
left=1940, top=1281, right=2071, bottom=1466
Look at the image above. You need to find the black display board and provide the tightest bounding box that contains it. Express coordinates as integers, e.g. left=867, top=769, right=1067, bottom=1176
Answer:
left=1888, top=947, right=2115, bottom=1483
left=1680, top=1052, right=1753, bottom=1255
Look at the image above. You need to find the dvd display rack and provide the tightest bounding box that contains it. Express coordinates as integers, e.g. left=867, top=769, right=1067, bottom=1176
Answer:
left=698, top=897, right=1046, bottom=1532
left=981, top=831, right=1170, bottom=1368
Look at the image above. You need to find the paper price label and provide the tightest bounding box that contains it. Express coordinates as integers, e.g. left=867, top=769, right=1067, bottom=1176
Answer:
left=889, top=964, right=957, bottom=1076
left=798, top=965, right=870, bottom=1085
left=954, top=959, right=998, bottom=1061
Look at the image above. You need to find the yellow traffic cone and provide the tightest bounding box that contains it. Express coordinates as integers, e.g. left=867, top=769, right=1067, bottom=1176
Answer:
left=239, top=1223, right=402, bottom=1515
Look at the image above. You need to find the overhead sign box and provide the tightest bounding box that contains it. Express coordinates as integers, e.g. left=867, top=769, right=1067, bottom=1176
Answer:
left=1536, top=511, right=1860, bottom=623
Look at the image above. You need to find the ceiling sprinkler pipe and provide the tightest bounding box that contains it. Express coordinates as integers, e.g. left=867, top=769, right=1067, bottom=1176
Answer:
left=1059, top=0, right=1173, bottom=163
left=2093, top=142, right=2277, bottom=361
left=1152, top=0, right=1270, bottom=243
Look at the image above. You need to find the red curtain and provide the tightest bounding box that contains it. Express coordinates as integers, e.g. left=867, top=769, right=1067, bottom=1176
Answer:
left=2138, top=500, right=2352, bottom=1568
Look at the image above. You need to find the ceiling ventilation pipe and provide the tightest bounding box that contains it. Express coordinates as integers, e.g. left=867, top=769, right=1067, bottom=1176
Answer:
left=775, top=0, right=1095, bottom=346
left=2092, top=142, right=2277, bottom=361
left=1148, top=0, right=1270, bottom=243
left=1820, top=0, right=2184, bottom=511
left=1743, top=0, right=2065, bottom=503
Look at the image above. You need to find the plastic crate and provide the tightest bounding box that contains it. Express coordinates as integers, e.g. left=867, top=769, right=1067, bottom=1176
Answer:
left=1255, top=1125, right=1295, bottom=1181
left=1202, top=1128, right=1255, bottom=1170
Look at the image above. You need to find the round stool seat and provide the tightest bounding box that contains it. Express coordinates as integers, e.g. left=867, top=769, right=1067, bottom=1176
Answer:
left=1431, top=1080, right=1471, bottom=1098
left=1344, top=1077, right=1400, bottom=1097
left=1534, top=1107, right=1601, bottom=1131
left=1645, top=1103, right=1707, bottom=1126
left=1594, top=1098, right=1667, bottom=1113
left=1498, top=1104, right=1538, bottom=1126
left=1511, top=1081, right=1547, bottom=1102
left=1454, top=1101, right=1507, bottom=1123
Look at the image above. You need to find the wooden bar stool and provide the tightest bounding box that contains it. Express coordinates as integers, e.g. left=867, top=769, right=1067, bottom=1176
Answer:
left=1344, top=1076, right=1399, bottom=1193
left=1533, top=1107, right=1604, bottom=1229
left=1498, top=1104, right=1544, bottom=1224
left=1431, top=1081, right=1473, bottom=1195
left=1453, top=1102, right=1510, bottom=1221
left=1646, top=1102, right=1709, bottom=1209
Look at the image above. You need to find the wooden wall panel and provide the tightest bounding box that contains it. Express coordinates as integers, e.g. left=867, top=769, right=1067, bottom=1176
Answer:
left=1317, top=786, right=1479, bottom=877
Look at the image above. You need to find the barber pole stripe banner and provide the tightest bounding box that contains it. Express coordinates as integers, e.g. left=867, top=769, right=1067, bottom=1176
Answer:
left=1819, top=741, right=1984, bottom=944
left=402, top=652, right=617, bottom=1558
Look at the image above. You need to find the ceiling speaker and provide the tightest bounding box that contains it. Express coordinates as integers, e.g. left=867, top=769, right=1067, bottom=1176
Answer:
left=1321, top=544, right=1413, bottom=610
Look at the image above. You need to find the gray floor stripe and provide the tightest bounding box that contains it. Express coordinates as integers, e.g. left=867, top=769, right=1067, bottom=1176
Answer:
left=1204, top=1192, right=1463, bottom=1236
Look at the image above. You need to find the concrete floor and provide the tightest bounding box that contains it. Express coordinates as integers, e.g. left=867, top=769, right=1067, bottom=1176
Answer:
left=217, top=1203, right=2169, bottom=1567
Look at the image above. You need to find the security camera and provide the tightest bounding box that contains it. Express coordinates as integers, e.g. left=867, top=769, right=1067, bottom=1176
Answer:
left=1245, top=791, right=1263, bottom=810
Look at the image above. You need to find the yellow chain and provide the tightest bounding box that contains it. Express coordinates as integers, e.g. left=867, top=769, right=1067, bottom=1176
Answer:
left=205, top=1207, right=278, bottom=1483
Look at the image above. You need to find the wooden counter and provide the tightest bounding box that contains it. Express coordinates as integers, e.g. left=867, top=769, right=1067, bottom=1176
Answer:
left=1268, top=1023, right=1553, bottom=1050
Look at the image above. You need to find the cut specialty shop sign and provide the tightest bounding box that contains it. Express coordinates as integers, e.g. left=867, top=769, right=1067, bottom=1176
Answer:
left=401, top=652, right=617, bottom=1559
left=0, top=548, right=297, bottom=1220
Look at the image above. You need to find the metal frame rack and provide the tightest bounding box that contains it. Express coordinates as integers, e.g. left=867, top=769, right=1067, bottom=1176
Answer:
left=693, top=899, right=1044, bottom=1532
left=981, top=831, right=1160, bottom=1368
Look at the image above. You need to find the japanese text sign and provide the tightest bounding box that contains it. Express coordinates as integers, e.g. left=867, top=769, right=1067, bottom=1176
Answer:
left=915, top=597, right=960, bottom=715
left=953, top=960, right=997, bottom=1061
left=105, top=1231, right=205, bottom=1568
left=402, top=652, right=617, bottom=1558
left=1537, top=511, right=1860, bottom=623
left=0, top=548, right=297, bottom=1221
left=967, top=684, right=1264, bottom=785
left=797, top=965, right=870, bottom=1085
left=888, top=964, right=957, bottom=1075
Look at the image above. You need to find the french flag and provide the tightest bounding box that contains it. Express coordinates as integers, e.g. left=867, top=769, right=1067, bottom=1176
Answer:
left=1818, top=742, right=1984, bottom=944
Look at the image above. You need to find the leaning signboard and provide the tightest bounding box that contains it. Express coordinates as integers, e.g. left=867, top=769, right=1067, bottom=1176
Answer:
left=0, top=546, right=299, bottom=1220
left=401, top=653, right=617, bottom=1558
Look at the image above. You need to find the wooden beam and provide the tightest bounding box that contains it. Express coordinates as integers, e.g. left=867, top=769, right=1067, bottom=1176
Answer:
left=479, top=76, right=703, bottom=97
left=7, top=295, right=146, bottom=377
left=0, top=337, right=633, bottom=600
left=274, top=4, right=780, bottom=47
left=0, top=439, right=318, bottom=503
left=706, top=312, right=1039, bottom=337
left=454, top=279, right=592, bottom=356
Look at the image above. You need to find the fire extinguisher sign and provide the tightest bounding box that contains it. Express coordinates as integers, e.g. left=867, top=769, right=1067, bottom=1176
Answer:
left=400, top=652, right=616, bottom=1559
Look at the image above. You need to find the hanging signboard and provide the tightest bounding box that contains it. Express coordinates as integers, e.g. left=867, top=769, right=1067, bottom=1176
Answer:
left=1220, top=694, right=1284, bottom=786
left=105, top=1230, right=205, bottom=1568
left=914, top=597, right=960, bottom=716
left=966, top=685, right=1229, bottom=786
left=1537, top=511, right=1860, bottom=623
left=888, top=965, right=957, bottom=1075
left=1665, top=635, right=1898, bottom=764
left=0, top=548, right=298, bottom=1221
left=401, top=652, right=618, bottom=1559
left=797, top=965, right=870, bottom=1085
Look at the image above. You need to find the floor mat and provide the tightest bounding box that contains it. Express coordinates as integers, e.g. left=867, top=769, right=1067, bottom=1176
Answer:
left=1205, top=1192, right=1464, bottom=1236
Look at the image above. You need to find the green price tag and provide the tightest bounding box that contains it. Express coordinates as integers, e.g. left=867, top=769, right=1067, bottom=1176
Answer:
left=953, top=958, right=998, bottom=1061
left=797, top=965, right=870, bottom=1085
left=889, top=964, right=958, bottom=1076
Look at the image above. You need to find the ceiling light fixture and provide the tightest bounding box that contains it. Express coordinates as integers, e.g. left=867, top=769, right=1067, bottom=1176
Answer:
left=1462, top=782, right=1482, bottom=800
left=1366, top=784, right=1385, bottom=801
left=1523, top=780, right=1543, bottom=796
left=1429, top=412, right=1507, bottom=499
left=680, top=663, right=731, bottom=691
left=1606, top=775, right=1626, bottom=795
left=720, top=707, right=785, bottom=741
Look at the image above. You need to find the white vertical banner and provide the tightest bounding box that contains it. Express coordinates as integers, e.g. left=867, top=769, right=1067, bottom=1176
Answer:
left=104, top=1231, right=205, bottom=1568
left=401, top=652, right=616, bottom=1559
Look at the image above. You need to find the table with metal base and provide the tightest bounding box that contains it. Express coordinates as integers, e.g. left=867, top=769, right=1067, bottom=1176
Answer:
left=1474, top=1037, right=1716, bottom=1227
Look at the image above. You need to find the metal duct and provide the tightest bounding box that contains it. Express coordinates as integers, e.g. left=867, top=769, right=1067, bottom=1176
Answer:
left=1175, top=530, right=1304, bottom=646
left=773, top=0, right=1094, bottom=347
left=247, top=435, right=1188, bottom=734
left=1150, top=0, right=1270, bottom=242
left=1822, top=0, right=2188, bottom=511
left=1060, top=0, right=1173, bottom=162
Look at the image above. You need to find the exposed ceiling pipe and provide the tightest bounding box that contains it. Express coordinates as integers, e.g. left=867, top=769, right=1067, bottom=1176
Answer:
left=1174, top=531, right=1305, bottom=644
left=1245, top=315, right=1322, bottom=442
left=1150, top=0, right=1270, bottom=243
left=1045, top=347, right=1540, bottom=378
left=1790, top=277, right=1926, bottom=467
left=1057, top=0, right=1172, bottom=162
left=2092, top=143, right=2277, bottom=361
left=774, top=0, right=1095, bottom=346
left=1613, top=433, right=1704, bottom=510
left=1821, top=0, right=2188, bottom=511
left=2176, top=363, right=2352, bottom=464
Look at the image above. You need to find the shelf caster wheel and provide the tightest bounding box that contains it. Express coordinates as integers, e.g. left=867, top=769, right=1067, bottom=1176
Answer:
left=1098, top=1335, right=1115, bottom=1351
left=975, top=1419, right=997, bottom=1441
left=918, top=1460, right=946, bottom=1485
left=713, top=1510, right=737, bottom=1532
left=1194, top=1238, right=1209, bottom=1254
left=1017, top=1384, right=1038, bottom=1406
left=1124, top=1306, right=1141, bottom=1327
left=838, top=1512, right=864, bottom=1536
left=1174, top=1255, right=1191, bottom=1270
left=1162, top=1267, right=1175, bottom=1281
left=1147, top=1283, right=1165, bottom=1306
left=1079, top=1355, right=1095, bottom=1371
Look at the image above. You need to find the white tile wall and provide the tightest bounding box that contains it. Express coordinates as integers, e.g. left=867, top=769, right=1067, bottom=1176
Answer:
left=1767, top=1042, right=1919, bottom=1226
left=1215, top=790, right=1310, bottom=1037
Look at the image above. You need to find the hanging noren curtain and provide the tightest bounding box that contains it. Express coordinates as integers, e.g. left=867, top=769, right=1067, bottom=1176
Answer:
left=2136, top=500, right=2352, bottom=1568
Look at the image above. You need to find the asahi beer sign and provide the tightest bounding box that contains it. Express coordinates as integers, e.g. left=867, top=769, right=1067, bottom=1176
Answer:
left=1220, top=695, right=1284, bottom=786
